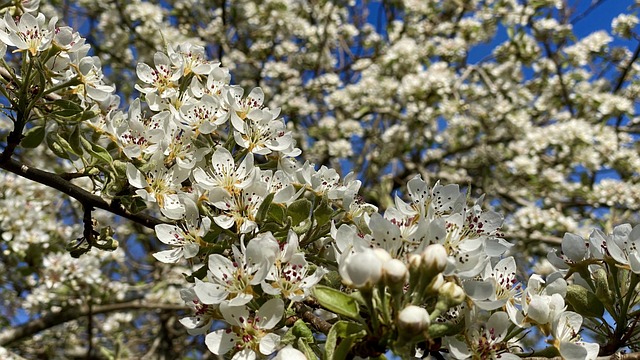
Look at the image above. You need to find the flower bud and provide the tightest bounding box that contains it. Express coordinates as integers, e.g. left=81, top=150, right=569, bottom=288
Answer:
left=426, top=273, right=445, bottom=294
left=421, top=244, right=448, bottom=274
left=408, top=253, right=422, bottom=272
left=341, top=249, right=383, bottom=289
left=373, top=248, right=392, bottom=264
left=397, top=305, right=430, bottom=336
left=383, top=258, right=408, bottom=285
left=439, top=282, right=465, bottom=306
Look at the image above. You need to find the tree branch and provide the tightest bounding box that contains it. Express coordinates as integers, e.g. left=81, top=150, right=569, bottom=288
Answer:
left=523, top=353, right=640, bottom=360
left=293, top=302, right=332, bottom=335
left=0, top=300, right=189, bottom=346
left=0, top=157, right=165, bottom=230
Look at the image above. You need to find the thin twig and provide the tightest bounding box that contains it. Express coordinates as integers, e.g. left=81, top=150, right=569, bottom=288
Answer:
left=0, top=157, right=165, bottom=229
left=0, top=300, right=189, bottom=346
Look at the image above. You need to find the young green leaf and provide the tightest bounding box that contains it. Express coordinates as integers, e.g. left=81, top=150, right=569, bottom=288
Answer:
left=312, top=285, right=360, bottom=320
left=21, top=125, right=45, bottom=148
left=324, top=321, right=366, bottom=360
left=287, top=198, right=312, bottom=226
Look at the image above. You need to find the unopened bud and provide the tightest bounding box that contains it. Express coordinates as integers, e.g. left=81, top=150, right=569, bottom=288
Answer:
left=408, top=254, right=422, bottom=273
left=397, top=305, right=430, bottom=336
left=383, top=258, right=408, bottom=285
left=439, top=282, right=465, bottom=306
left=426, top=273, right=445, bottom=294
left=421, top=244, right=448, bottom=274
left=341, top=249, right=383, bottom=289
left=373, top=248, right=392, bottom=263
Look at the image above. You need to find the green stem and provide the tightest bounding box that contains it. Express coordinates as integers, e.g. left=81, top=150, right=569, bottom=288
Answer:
left=43, top=77, right=82, bottom=96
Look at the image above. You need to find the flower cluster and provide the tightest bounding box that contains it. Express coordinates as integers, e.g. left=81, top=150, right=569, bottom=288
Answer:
left=3, top=2, right=640, bottom=359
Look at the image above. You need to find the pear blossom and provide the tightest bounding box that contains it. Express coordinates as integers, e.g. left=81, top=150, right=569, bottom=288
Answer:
left=547, top=232, right=591, bottom=270
left=600, top=224, right=640, bottom=273
left=193, top=147, right=256, bottom=195
left=227, top=86, right=264, bottom=134
left=178, top=93, right=227, bottom=134
left=125, top=161, right=188, bottom=219
left=179, top=288, right=218, bottom=335
left=135, top=51, right=181, bottom=98
left=262, top=231, right=327, bottom=301
left=112, top=99, right=165, bottom=159
left=195, top=236, right=278, bottom=306
left=0, top=11, right=56, bottom=56
left=464, top=257, right=522, bottom=320
left=445, top=312, right=520, bottom=360
left=551, top=312, right=599, bottom=360
left=72, top=56, right=115, bottom=103
left=233, top=107, right=298, bottom=156
left=208, top=180, right=268, bottom=233
left=168, top=43, right=215, bottom=77
left=153, top=199, right=210, bottom=263
left=205, top=298, right=284, bottom=359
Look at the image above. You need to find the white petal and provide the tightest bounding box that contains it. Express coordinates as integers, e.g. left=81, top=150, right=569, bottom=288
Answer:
left=193, top=167, right=215, bottom=189
left=259, top=333, right=280, bottom=355
left=126, top=163, right=147, bottom=188
left=183, top=243, right=200, bottom=259
left=205, top=329, right=237, bottom=356
left=273, top=345, right=308, bottom=360
left=155, top=224, right=184, bottom=245
left=220, top=301, right=250, bottom=326
left=444, top=336, right=471, bottom=359
left=152, top=249, right=182, bottom=263
left=228, top=292, right=253, bottom=307
left=194, top=278, right=227, bottom=305
left=527, top=295, right=550, bottom=324
left=559, top=341, right=588, bottom=360
left=256, top=298, right=284, bottom=330
left=562, top=233, right=586, bottom=263
left=208, top=254, right=234, bottom=280
left=487, top=312, right=510, bottom=340
left=136, top=62, right=156, bottom=84
left=231, top=349, right=256, bottom=360
left=261, top=281, right=282, bottom=296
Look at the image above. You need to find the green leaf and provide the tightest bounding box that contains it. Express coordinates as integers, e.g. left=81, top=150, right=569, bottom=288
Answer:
left=297, top=338, right=317, bottom=360
left=324, top=321, right=366, bottom=360
left=80, top=136, right=113, bottom=164
left=565, top=284, right=605, bottom=318
left=256, top=192, right=275, bottom=223
left=287, top=198, right=312, bottom=226
left=68, top=125, right=84, bottom=156
left=312, top=285, right=360, bottom=320
left=50, top=99, right=83, bottom=117
left=292, top=319, right=315, bottom=343
left=314, top=197, right=334, bottom=227
left=50, top=132, right=75, bottom=155
left=47, top=134, right=71, bottom=159
left=21, top=125, right=45, bottom=148
left=267, top=203, right=287, bottom=225
left=282, top=319, right=315, bottom=346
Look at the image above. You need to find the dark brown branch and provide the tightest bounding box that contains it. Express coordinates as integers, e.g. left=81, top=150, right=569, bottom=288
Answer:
left=541, top=40, right=575, bottom=117
left=0, top=300, right=189, bottom=346
left=0, top=157, right=165, bottom=229
left=293, top=302, right=332, bottom=335
left=524, top=353, right=640, bottom=360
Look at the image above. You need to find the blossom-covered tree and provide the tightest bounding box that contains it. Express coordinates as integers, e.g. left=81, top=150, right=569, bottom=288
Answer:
left=2, top=0, right=640, bottom=359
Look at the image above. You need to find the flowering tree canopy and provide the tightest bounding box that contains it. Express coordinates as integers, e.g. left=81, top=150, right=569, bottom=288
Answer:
left=2, top=0, right=640, bottom=359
